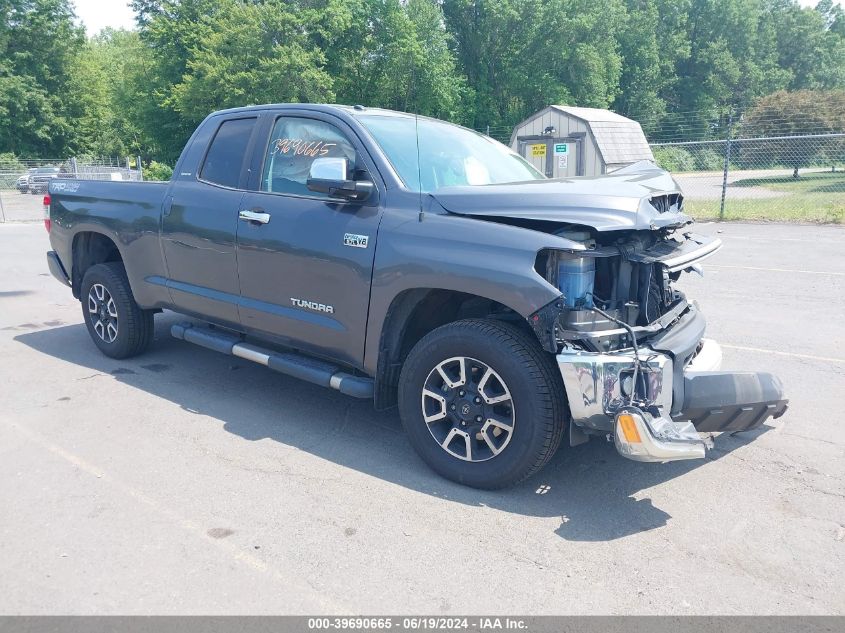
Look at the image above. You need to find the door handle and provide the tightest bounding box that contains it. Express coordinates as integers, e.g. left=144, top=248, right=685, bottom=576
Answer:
left=239, top=209, right=270, bottom=225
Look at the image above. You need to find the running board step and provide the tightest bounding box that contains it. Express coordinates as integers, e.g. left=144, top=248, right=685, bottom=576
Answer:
left=171, top=322, right=374, bottom=399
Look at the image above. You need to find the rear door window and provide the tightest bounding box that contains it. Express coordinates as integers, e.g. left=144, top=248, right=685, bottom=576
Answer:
left=200, top=117, right=257, bottom=189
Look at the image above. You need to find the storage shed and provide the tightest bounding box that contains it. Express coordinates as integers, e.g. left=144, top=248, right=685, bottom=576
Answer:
left=509, top=106, right=654, bottom=178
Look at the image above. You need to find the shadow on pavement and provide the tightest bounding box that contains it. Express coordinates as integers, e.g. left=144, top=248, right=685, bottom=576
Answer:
left=14, top=314, right=768, bottom=542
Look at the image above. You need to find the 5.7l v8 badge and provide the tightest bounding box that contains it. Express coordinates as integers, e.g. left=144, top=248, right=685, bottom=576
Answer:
left=343, top=233, right=369, bottom=248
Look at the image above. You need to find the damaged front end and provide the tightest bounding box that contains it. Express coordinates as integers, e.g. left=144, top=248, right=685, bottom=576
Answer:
left=435, top=161, right=788, bottom=462
left=529, top=224, right=788, bottom=463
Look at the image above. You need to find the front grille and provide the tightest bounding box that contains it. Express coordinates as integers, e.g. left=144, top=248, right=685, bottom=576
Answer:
left=641, top=263, right=673, bottom=324
left=650, top=193, right=683, bottom=214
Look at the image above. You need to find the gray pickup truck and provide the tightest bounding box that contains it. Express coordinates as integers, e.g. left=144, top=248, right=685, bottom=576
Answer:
left=46, top=104, right=787, bottom=488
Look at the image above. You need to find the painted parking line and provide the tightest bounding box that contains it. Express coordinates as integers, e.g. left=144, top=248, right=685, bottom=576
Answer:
left=706, top=264, right=845, bottom=276
left=4, top=419, right=346, bottom=613
left=721, top=343, right=845, bottom=364
left=715, top=234, right=844, bottom=244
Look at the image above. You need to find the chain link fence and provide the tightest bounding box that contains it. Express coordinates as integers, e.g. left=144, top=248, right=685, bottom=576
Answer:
left=0, top=156, right=142, bottom=222
left=5, top=117, right=843, bottom=224
left=477, top=110, right=844, bottom=223
left=651, top=133, right=844, bottom=223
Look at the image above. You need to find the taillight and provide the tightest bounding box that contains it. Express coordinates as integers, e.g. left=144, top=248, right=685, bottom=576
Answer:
left=43, top=194, right=51, bottom=233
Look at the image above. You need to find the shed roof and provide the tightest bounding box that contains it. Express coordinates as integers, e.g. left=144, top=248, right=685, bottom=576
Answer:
left=549, top=106, right=632, bottom=123
left=511, top=105, right=654, bottom=166
left=550, top=106, right=654, bottom=165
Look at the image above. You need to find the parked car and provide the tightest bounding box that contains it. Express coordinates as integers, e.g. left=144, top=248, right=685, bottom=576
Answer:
left=28, top=166, right=61, bottom=194
left=16, top=168, right=37, bottom=193
left=45, top=104, right=788, bottom=488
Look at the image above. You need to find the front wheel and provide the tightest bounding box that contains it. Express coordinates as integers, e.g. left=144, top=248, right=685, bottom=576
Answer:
left=80, top=262, right=154, bottom=359
left=398, top=319, right=567, bottom=489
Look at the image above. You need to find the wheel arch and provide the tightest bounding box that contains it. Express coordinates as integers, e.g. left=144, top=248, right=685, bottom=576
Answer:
left=70, top=230, right=124, bottom=299
left=373, top=288, right=533, bottom=410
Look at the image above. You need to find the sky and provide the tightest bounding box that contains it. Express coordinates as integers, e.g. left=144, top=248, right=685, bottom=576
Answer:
left=74, top=0, right=136, bottom=35
left=72, top=0, right=842, bottom=35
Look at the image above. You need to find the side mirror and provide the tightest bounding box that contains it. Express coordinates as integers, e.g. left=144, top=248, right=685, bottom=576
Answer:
left=309, top=157, right=348, bottom=181
left=307, top=157, right=374, bottom=201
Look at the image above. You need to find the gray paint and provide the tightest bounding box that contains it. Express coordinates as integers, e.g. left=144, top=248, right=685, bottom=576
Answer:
left=47, top=180, right=174, bottom=309
left=433, top=161, right=690, bottom=232
left=49, top=105, right=684, bottom=380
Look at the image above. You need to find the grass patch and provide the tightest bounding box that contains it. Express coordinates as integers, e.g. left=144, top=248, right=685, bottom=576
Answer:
left=732, top=170, right=845, bottom=192
left=686, top=171, right=845, bottom=223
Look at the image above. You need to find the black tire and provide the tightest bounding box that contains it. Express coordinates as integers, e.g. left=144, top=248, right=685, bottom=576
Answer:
left=80, top=262, right=154, bottom=359
left=398, top=319, right=568, bottom=489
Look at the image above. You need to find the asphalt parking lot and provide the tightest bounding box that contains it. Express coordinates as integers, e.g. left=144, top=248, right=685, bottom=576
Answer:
left=1, top=221, right=843, bottom=615
left=0, top=189, right=45, bottom=223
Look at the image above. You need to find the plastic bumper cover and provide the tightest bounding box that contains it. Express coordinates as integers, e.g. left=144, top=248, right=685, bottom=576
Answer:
left=678, top=371, right=788, bottom=432
left=46, top=251, right=70, bottom=287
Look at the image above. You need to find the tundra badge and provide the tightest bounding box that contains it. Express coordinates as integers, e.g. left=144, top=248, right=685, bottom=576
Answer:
left=290, top=298, right=334, bottom=314
left=343, top=233, right=369, bottom=248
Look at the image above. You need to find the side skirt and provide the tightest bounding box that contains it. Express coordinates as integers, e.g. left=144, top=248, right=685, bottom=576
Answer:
left=171, top=322, right=374, bottom=399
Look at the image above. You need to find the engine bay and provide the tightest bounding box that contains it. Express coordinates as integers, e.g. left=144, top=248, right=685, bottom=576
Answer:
left=533, top=227, right=721, bottom=353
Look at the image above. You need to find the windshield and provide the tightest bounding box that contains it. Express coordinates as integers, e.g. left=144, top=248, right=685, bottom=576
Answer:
left=34, top=167, right=59, bottom=174
left=358, top=115, right=544, bottom=193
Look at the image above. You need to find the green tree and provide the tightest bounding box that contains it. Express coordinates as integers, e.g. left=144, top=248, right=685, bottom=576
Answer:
left=143, top=160, right=173, bottom=181
left=319, top=0, right=466, bottom=121
left=0, top=0, right=84, bottom=155
left=443, top=0, right=626, bottom=131
left=739, top=89, right=845, bottom=175
left=671, top=1, right=790, bottom=134
left=613, top=1, right=668, bottom=120
left=129, top=0, right=222, bottom=161
left=170, top=0, right=334, bottom=122
left=764, top=0, right=845, bottom=91
left=613, top=0, right=694, bottom=139
left=65, top=29, right=150, bottom=157
left=8, top=0, right=844, bottom=163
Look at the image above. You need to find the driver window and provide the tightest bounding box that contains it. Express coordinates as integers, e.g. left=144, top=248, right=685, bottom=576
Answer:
left=260, top=117, right=357, bottom=196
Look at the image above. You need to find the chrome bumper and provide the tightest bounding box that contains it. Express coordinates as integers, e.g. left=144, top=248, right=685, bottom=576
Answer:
left=556, top=338, right=722, bottom=462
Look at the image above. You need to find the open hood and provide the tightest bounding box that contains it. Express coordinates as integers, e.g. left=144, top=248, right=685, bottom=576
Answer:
left=431, top=161, right=693, bottom=232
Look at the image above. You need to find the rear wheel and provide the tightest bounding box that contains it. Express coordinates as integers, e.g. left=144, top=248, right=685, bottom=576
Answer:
left=80, top=262, right=154, bottom=359
left=398, top=319, right=567, bottom=489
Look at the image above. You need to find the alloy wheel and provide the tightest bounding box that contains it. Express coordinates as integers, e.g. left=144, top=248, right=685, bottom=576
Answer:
left=87, top=283, right=118, bottom=343
left=420, top=356, right=515, bottom=462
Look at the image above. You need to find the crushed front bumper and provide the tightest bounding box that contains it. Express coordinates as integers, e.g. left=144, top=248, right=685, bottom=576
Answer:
left=556, top=326, right=788, bottom=462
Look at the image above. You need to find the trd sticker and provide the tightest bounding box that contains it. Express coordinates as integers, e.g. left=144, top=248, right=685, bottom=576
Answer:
left=50, top=181, right=80, bottom=193
left=343, top=233, right=369, bottom=249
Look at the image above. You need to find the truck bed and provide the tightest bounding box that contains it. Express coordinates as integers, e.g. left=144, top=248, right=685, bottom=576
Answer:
left=49, top=179, right=172, bottom=308
left=50, top=179, right=170, bottom=221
